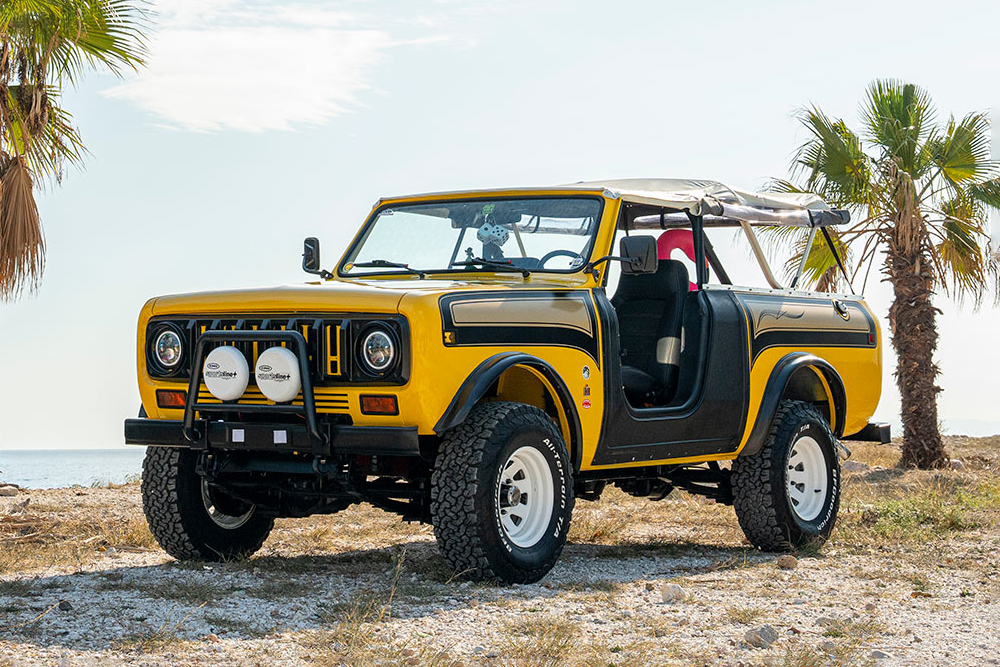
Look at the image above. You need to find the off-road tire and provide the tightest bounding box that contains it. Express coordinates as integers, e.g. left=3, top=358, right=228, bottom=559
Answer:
left=731, top=400, right=840, bottom=551
left=141, top=447, right=274, bottom=561
left=430, top=402, right=574, bottom=584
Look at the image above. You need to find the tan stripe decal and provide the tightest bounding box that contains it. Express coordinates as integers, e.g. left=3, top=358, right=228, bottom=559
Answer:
left=449, top=296, right=593, bottom=336
left=741, top=296, right=870, bottom=337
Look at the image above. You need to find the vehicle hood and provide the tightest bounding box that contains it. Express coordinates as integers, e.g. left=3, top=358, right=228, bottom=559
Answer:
left=149, top=278, right=557, bottom=316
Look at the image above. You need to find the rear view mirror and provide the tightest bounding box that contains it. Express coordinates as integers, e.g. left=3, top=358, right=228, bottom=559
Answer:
left=620, top=236, right=658, bottom=274
left=489, top=208, right=523, bottom=225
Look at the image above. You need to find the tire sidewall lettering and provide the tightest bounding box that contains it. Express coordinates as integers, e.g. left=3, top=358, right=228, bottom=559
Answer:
left=489, top=426, right=569, bottom=564
left=784, top=419, right=839, bottom=535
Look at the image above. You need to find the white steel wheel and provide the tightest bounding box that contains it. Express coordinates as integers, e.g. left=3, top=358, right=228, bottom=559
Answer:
left=497, top=445, right=555, bottom=548
left=785, top=435, right=829, bottom=522
left=201, top=478, right=255, bottom=530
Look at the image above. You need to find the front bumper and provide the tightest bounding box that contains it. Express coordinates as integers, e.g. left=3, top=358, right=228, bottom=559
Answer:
left=124, top=418, right=420, bottom=457
left=132, top=327, right=420, bottom=457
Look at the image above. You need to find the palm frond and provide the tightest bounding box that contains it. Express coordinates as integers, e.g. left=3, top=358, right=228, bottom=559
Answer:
left=0, top=155, right=43, bottom=300
left=860, top=79, right=936, bottom=175
left=2, top=84, right=85, bottom=181
left=927, top=111, right=998, bottom=189
left=932, top=192, right=996, bottom=302
left=0, top=0, right=149, bottom=301
left=791, top=106, right=873, bottom=208
left=1, top=0, right=149, bottom=84
left=968, top=177, right=1000, bottom=210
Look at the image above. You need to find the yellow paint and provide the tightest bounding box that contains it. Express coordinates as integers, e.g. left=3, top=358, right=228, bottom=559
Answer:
left=738, top=336, right=883, bottom=451
left=135, top=189, right=882, bottom=473
left=495, top=365, right=573, bottom=454
left=811, top=367, right=837, bottom=433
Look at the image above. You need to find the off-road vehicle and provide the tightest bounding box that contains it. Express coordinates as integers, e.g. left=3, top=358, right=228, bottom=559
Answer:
left=126, top=178, right=887, bottom=583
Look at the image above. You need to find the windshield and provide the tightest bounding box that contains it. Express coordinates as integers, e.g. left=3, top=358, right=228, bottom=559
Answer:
left=340, top=197, right=602, bottom=276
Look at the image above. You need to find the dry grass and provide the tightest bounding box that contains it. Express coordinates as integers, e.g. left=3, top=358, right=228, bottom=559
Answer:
left=836, top=474, right=1000, bottom=547
left=270, top=503, right=431, bottom=555
left=724, top=604, right=766, bottom=625
left=144, top=578, right=233, bottom=604
left=203, top=613, right=263, bottom=638
left=2, top=436, right=999, bottom=666
left=110, top=603, right=206, bottom=653
left=505, top=614, right=580, bottom=661
left=0, top=512, right=155, bottom=575
left=111, top=626, right=192, bottom=653
left=820, top=616, right=884, bottom=639
left=1, top=438, right=995, bottom=587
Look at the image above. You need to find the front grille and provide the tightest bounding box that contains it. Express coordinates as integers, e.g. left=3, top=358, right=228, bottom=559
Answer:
left=196, top=387, right=351, bottom=413
left=147, top=315, right=343, bottom=384
left=146, top=313, right=408, bottom=386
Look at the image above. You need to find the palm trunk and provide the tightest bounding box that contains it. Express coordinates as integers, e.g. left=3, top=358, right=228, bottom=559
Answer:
left=887, top=251, right=948, bottom=468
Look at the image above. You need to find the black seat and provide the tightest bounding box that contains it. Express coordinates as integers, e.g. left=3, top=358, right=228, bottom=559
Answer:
left=611, top=259, right=689, bottom=406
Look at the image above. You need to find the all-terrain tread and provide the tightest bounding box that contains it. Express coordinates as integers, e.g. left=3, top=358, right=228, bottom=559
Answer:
left=430, top=401, right=574, bottom=583
left=730, top=400, right=837, bottom=551
left=141, top=447, right=273, bottom=561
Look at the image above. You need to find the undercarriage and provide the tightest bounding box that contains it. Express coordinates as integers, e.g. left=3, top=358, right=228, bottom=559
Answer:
left=193, top=445, right=736, bottom=528
left=196, top=449, right=432, bottom=521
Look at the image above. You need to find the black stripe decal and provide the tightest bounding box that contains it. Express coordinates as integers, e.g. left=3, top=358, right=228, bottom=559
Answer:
left=439, top=291, right=601, bottom=366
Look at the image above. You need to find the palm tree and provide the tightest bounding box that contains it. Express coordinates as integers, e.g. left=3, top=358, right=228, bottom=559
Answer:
left=771, top=80, right=1000, bottom=469
left=0, top=0, right=147, bottom=300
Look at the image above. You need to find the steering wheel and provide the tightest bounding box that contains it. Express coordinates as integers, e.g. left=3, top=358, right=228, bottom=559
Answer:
left=540, top=249, right=584, bottom=268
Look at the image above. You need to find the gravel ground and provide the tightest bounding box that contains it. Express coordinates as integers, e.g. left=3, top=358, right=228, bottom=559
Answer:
left=1, top=439, right=998, bottom=667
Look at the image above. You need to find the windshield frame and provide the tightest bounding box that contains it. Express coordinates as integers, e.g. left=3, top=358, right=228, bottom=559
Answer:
left=336, top=194, right=606, bottom=279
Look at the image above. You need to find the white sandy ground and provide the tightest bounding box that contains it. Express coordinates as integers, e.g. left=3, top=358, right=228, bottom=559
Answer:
left=0, top=441, right=998, bottom=667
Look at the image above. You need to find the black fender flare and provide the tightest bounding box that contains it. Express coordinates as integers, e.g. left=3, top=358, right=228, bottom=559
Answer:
left=739, top=352, right=847, bottom=457
left=433, top=352, right=583, bottom=472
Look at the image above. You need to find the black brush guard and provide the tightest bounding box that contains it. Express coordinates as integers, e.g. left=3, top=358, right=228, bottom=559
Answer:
left=182, top=330, right=325, bottom=447
left=126, top=329, right=419, bottom=457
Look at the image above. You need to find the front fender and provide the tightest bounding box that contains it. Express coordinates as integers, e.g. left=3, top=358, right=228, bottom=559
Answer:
left=739, top=352, right=847, bottom=457
left=433, top=352, right=583, bottom=470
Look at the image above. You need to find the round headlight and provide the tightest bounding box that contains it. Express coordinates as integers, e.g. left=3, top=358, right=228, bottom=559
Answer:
left=155, top=329, right=184, bottom=368
left=361, top=329, right=395, bottom=372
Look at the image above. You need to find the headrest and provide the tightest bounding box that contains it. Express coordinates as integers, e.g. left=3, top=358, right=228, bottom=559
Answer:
left=657, top=229, right=699, bottom=291
left=657, top=229, right=696, bottom=262
left=614, top=259, right=689, bottom=303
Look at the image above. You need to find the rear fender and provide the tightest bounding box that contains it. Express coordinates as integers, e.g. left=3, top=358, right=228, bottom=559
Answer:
left=739, top=352, right=846, bottom=457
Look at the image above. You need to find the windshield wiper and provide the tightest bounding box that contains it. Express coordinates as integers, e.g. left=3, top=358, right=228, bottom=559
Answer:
left=351, top=259, right=426, bottom=279
left=453, top=256, right=531, bottom=278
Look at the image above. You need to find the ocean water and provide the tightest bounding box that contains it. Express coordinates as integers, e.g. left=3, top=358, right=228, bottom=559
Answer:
left=0, top=448, right=147, bottom=489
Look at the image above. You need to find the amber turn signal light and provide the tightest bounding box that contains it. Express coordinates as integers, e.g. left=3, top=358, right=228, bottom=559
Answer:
left=156, top=389, right=188, bottom=409
left=360, top=395, right=398, bottom=415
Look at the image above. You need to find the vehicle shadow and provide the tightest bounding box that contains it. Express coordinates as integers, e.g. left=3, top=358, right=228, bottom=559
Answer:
left=2, top=537, right=768, bottom=652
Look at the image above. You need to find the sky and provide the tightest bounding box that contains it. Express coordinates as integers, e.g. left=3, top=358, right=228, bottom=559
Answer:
left=1, top=0, right=1000, bottom=450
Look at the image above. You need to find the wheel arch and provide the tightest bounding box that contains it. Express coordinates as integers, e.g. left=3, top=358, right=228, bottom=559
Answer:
left=433, top=352, right=583, bottom=472
left=739, top=352, right=847, bottom=457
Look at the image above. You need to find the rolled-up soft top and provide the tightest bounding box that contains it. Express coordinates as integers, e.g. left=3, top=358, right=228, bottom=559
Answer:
left=381, top=178, right=848, bottom=228
left=567, top=178, right=849, bottom=228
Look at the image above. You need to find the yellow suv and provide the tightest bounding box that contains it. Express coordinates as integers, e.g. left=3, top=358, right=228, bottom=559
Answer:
left=127, top=179, right=886, bottom=583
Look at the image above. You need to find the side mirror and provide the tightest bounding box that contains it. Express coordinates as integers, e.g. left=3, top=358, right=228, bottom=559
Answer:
left=303, top=237, right=321, bottom=272
left=303, top=237, right=332, bottom=279
left=619, top=236, right=658, bottom=274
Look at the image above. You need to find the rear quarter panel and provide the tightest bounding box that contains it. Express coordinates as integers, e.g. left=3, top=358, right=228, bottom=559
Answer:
left=728, top=289, right=882, bottom=445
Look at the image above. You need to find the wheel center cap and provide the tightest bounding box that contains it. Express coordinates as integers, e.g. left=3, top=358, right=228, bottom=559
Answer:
left=506, top=486, right=522, bottom=506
